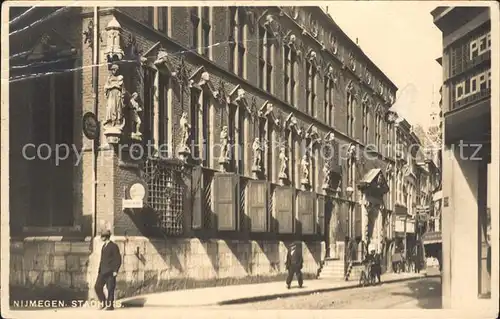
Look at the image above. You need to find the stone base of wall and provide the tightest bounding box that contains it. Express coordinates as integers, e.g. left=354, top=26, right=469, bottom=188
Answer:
left=10, top=237, right=325, bottom=302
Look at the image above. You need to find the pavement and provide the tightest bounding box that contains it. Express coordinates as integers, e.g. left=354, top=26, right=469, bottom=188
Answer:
left=118, top=269, right=439, bottom=308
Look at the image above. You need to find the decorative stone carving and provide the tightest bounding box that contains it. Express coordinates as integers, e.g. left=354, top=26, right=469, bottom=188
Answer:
left=228, top=85, right=252, bottom=113
left=278, top=146, right=289, bottom=185
left=361, top=93, right=370, bottom=107
left=324, top=131, right=335, bottom=142
left=284, top=113, right=303, bottom=137
left=301, top=152, right=310, bottom=188
left=264, top=14, right=281, bottom=35
left=348, top=52, right=356, bottom=72
left=291, top=7, right=300, bottom=20
left=104, top=17, right=124, bottom=63
left=154, top=48, right=176, bottom=76
left=328, top=32, right=338, bottom=55
left=306, top=49, right=319, bottom=70
left=259, top=101, right=279, bottom=126
left=129, top=92, right=143, bottom=141
left=251, top=137, right=263, bottom=178
left=218, top=126, right=230, bottom=172
left=325, top=65, right=339, bottom=86
left=385, top=163, right=394, bottom=176
left=310, top=18, right=319, bottom=38
left=178, top=111, right=191, bottom=161
left=347, top=143, right=357, bottom=160
left=103, top=64, right=126, bottom=144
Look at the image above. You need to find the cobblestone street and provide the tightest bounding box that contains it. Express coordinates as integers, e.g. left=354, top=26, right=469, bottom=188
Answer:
left=218, top=274, right=442, bottom=310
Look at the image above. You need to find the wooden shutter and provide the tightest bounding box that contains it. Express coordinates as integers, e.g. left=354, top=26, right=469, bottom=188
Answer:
left=336, top=201, right=347, bottom=241
left=298, top=191, right=315, bottom=234
left=248, top=180, right=268, bottom=232
left=317, top=195, right=325, bottom=235
left=191, top=166, right=203, bottom=229
left=275, top=186, right=294, bottom=233
left=213, top=173, right=238, bottom=231
left=354, top=203, right=362, bottom=237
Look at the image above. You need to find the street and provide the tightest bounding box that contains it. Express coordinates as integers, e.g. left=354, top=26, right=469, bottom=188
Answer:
left=218, top=275, right=442, bottom=310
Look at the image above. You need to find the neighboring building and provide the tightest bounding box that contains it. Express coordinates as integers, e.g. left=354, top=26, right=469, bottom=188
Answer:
left=8, top=6, right=401, bottom=301
left=432, top=6, right=497, bottom=310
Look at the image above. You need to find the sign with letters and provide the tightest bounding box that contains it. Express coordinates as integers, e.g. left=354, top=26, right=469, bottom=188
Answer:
left=123, top=183, right=146, bottom=209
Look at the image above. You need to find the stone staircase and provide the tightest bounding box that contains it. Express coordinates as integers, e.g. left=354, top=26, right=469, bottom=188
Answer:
left=317, top=258, right=345, bottom=280
left=318, top=258, right=365, bottom=282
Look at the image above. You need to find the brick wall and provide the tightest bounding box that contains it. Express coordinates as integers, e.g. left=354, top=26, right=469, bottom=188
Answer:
left=10, top=237, right=324, bottom=302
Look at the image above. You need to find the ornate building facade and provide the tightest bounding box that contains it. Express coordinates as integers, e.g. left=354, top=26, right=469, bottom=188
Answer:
left=8, top=6, right=401, bottom=300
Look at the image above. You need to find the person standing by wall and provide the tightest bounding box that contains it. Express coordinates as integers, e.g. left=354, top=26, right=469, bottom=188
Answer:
left=94, top=229, right=122, bottom=310
left=285, top=242, right=304, bottom=289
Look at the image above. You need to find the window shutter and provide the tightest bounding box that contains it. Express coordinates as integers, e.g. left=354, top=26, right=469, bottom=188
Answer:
left=336, top=201, right=347, bottom=241
left=191, top=166, right=203, bottom=229
left=354, top=203, right=362, bottom=237
left=275, top=186, right=294, bottom=233
left=213, top=173, right=238, bottom=231
left=298, top=191, right=315, bottom=234
left=317, top=195, right=325, bottom=235
left=248, top=180, right=268, bottom=232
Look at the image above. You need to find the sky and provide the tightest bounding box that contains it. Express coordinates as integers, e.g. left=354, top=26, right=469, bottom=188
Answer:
left=323, top=1, right=443, bottom=129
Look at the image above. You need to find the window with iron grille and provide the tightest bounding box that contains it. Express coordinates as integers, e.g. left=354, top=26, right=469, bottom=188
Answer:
left=229, top=7, right=246, bottom=78
left=144, top=159, right=184, bottom=235
left=306, top=61, right=317, bottom=116
left=324, top=77, right=335, bottom=126
left=284, top=46, right=297, bottom=105
left=258, top=26, right=273, bottom=92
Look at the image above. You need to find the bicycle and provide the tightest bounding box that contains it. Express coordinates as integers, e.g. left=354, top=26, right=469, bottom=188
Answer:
left=359, top=262, right=377, bottom=287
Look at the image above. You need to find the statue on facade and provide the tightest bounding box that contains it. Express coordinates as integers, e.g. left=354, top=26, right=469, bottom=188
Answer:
left=322, top=161, right=332, bottom=190
left=219, top=126, right=230, bottom=171
left=104, top=64, right=125, bottom=128
left=252, top=137, right=262, bottom=176
left=178, top=111, right=191, bottom=158
left=301, top=152, right=310, bottom=187
left=129, top=92, right=143, bottom=140
left=278, top=146, right=289, bottom=184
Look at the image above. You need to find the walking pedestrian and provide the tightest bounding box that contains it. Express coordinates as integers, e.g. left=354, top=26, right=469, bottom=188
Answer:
left=285, top=241, right=303, bottom=289
left=94, top=229, right=122, bottom=310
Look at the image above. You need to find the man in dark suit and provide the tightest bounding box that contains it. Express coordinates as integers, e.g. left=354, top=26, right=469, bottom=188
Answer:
left=285, top=241, right=303, bottom=289
left=94, top=229, right=122, bottom=310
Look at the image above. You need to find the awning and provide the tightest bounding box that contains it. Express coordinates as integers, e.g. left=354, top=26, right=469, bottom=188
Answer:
left=357, top=168, right=389, bottom=194
left=422, top=231, right=442, bottom=244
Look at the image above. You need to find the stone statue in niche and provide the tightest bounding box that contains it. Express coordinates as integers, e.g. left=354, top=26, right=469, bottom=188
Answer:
left=104, top=64, right=125, bottom=128
left=219, top=126, right=230, bottom=171
left=251, top=137, right=263, bottom=177
left=322, top=161, right=332, bottom=190
left=178, top=111, right=191, bottom=160
left=129, top=92, right=143, bottom=141
left=278, top=146, right=289, bottom=184
left=301, top=152, right=310, bottom=187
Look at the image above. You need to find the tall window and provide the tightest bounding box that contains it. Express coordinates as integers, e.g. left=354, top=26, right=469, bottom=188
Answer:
left=362, top=102, right=368, bottom=144
left=201, top=93, right=211, bottom=167
left=346, top=91, right=354, bottom=136
left=267, top=123, right=273, bottom=182
left=376, top=114, right=382, bottom=151
left=284, top=46, right=297, bottom=105
left=191, top=7, right=211, bottom=57
left=324, top=76, right=335, bottom=126
left=306, top=61, right=317, bottom=116
left=258, top=26, right=273, bottom=92
left=143, top=68, right=155, bottom=144
left=158, top=75, right=170, bottom=157
left=28, top=61, right=75, bottom=227
left=190, top=88, right=201, bottom=160
left=229, top=7, right=246, bottom=78
left=238, top=110, right=245, bottom=175
left=158, top=7, right=170, bottom=34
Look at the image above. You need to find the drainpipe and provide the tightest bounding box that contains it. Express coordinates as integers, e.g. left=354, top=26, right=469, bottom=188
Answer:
left=92, top=6, right=99, bottom=239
